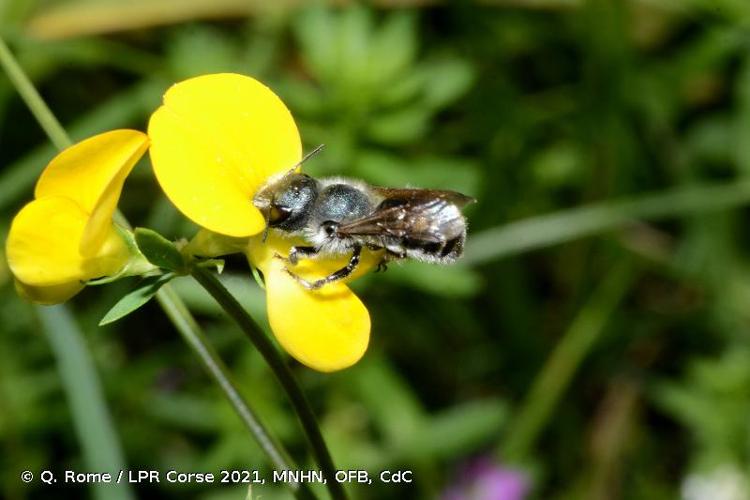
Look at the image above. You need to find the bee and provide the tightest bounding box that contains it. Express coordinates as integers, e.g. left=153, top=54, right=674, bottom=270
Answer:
left=253, top=146, right=475, bottom=290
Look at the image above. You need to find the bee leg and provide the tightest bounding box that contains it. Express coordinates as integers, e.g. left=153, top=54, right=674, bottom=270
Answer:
left=285, top=245, right=362, bottom=290
left=375, top=249, right=406, bottom=273
left=273, top=246, right=319, bottom=265
left=288, top=246, right=319, bottom=266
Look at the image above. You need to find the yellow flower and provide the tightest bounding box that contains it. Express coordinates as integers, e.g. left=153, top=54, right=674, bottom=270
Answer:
left=148, top=73, right=301, bottom=237
left=247, top=233, right=380, bottom=372
left=6, top=130, right=149, bottom=304
left=148, top=73, right=374, bottom=372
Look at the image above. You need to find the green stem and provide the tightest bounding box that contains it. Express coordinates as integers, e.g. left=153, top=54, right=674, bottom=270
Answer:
left=465, top=180, right=750, bottom=264
left=155, top=285, right=314, bottom=499
left=0, top=36, right=313, bottom=498
left=0, top=79, right=164, bottom=211
left=0, top=37, right=70, bottom=149
left=191, top=266, right=347, bottom=500
left=501, top=261, right=633, bottom=462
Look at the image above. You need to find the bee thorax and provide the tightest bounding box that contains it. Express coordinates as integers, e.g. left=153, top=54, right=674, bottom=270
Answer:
left=313, top=183, right=373, bottom=223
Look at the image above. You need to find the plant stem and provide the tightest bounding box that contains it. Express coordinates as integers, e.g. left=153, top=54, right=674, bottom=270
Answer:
left=0, top=38, right=70, bottom=150
left=191, top=266, right=347, bottom=500
left=155, top=285, right=315, bottom=499
left=0, top=79, right=164, bottom=211
left=501, top=261, right=633, bottom=462
left=0, top=36, right=313, bottom=498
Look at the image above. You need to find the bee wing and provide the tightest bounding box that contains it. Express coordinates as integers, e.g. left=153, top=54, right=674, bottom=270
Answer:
left=371, top=187, right=476, bottom=208
left=336, top=189, right=471, bottom=243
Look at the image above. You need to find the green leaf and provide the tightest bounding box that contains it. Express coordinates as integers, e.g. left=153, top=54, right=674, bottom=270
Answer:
left=99, top=274, right=173, bottom=326
left=409, top=398, right=508, bottom=459
left=166, top=26, right=243, bottom=79
left=294, top=6, right=337, bottom=81
left=134, top=227, right=186, bottom=272
left=37, top=305, right=136, bottom=500
left=365, top=106, right=429, bottom=145
left=420, top=58, right=475, bottom=109
left=278, top=78, right=325, bottom=116
left=336, top=5, right=373, bottom=88
left=369, top=12, right=416, bottom=85
left=377, top=69, right=423, bottom=108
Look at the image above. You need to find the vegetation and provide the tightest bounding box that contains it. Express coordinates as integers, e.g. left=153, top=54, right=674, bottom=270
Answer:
left=3, top=1, right=750, bottom=499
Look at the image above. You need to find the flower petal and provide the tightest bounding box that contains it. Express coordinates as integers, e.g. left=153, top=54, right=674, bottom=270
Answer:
left=246, top=234, right=380, bottom=371
left=264, top=256, right=370, bottom=372
left=34, top=129, right=148, bottom=255
left=148, top=73, right=302, bottom=237
left=14, top=279, right=84, bottom=305
left=247, top=233, right=382, bottom=281
left=6, top=197, right=129, bottom=286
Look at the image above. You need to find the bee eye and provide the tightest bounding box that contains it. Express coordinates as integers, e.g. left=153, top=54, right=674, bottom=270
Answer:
left=267, top=174, right=318, bottom=230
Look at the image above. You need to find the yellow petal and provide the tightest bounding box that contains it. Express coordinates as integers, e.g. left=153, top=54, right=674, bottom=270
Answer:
left=6, top=197, right=130, bottom=287
left=246, top=233, right=380, bottom=372
left=264, top=256, right=370, bottom=372
left=247, top=233, right=382, bottom=281
left=15, top=279, right=84, bottom=305
left=148, top=73, right=302, bottom=237
left=34, top=129, right=149, bottom=255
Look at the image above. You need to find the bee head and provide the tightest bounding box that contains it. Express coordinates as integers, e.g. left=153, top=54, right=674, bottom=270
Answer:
left=254, top=172, right=319, bottom=232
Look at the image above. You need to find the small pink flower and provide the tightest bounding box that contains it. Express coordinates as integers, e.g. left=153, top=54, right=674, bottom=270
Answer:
left=443, top=457, right=530, bottom=500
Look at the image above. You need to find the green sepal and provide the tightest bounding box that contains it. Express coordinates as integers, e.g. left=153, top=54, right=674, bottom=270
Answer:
left=183, top=228, right=249, bottom=258
left=85, top=225, right=158, bottom=285
left=250, top=264, right=266, bottom=290
left=99, top=273, right=174, bottom=326
left=134, top=227, right=187, bottom=273
left=196, top=258, right=225, bottom=274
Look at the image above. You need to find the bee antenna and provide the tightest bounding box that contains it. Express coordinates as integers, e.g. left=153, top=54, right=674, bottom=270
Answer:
left=290, top=144, right=325, bottom=172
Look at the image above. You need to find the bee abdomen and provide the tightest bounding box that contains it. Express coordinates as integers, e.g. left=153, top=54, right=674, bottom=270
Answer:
left=440, top=236, right=463, bottom=258
left=401, top=234, right=465, bottom=263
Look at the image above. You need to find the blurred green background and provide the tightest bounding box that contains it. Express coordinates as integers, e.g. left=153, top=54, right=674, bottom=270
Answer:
left=4, top=0, right=750, bottom=499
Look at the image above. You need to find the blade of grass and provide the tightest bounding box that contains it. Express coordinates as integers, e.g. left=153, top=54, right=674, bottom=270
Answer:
left=465, top=181, right=750, bottom=264
left=0, top=37, right=68, bottom=149
left=501, top=261, right=633, bottom=462
left=26, top=0, right=272, bottom=39
left=22, top=0, right=690, bottom=41
left=0, top=78, right=164, bottom=210
left=191, top=266, right=347, bottom=500
left=36, top=305, right=135, bottom=500
left=0, top=36, right=314, bottom=499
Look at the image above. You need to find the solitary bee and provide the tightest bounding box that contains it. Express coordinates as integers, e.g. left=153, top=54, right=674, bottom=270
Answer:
left=253, top=146, right=475, bottom=290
